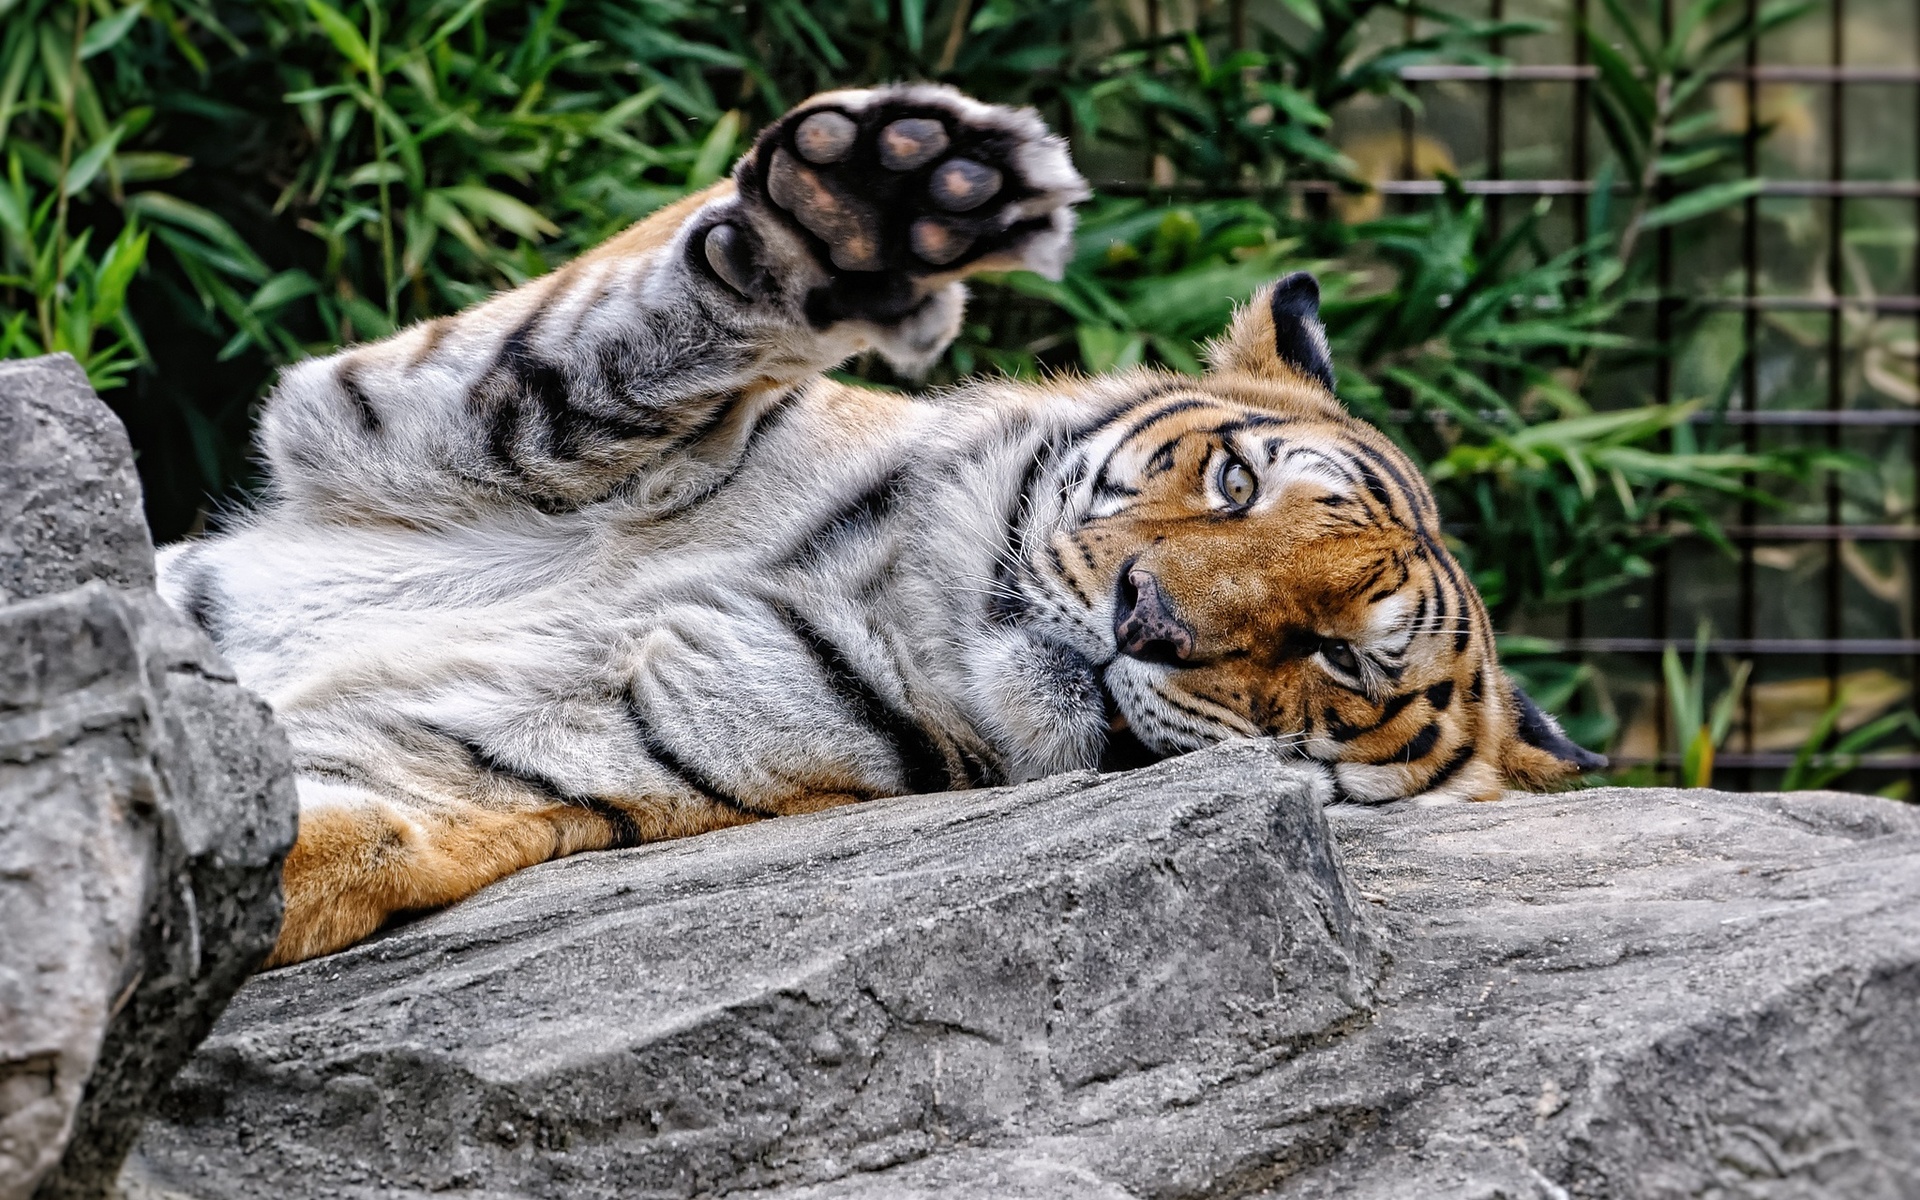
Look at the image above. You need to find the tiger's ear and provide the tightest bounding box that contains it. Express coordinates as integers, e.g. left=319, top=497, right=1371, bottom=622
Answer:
left=1498, top=679, right=1608, bottom=790
left=1207, top=271, right=1336, bottom=394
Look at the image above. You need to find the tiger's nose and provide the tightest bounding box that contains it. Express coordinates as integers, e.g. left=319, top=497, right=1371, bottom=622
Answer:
left=1113, top=568, right=1197, bottom=664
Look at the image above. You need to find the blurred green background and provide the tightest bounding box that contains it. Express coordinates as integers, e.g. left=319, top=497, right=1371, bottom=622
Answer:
left=3, top=0, right=1916, bottom=794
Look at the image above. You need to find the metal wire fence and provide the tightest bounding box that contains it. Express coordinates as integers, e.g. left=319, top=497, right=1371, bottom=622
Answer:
left=1372, top=0, right=1920, bottom=793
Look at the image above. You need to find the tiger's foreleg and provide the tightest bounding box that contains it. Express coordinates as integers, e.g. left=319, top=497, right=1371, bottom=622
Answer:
left=256, top=84, right=1088, bottom=520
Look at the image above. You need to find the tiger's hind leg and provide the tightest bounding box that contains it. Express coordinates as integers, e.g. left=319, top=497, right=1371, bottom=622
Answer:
left=264, top=783, right=634, bottom=967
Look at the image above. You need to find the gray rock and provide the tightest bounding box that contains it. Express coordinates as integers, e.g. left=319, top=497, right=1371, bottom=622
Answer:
left=127, top=753, right=1920, bottom=1200
left=0, top=354, right=154, bottom=605
left=129, top=745, right=1377, bottom=1199
left=0, top=357, right=297, bottom=1200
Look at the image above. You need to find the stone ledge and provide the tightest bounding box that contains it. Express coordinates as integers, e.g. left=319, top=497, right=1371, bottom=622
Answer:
left=128, top=758, right=1920, bottom=1200
left=131, top=744, right=1376, bottom=1199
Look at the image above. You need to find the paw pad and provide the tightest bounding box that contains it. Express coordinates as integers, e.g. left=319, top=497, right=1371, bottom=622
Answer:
left=909, top=218, right=971, bottom=266
left=878, top=118, right=949, bottom=170
left=740, top=85, right=1086, bottom=302
left=703, top=223, right=754, bottom=295
left=795, top=111, right=858, bottom=164
left=929, top=159, right=1002, bottom=212
left=767, top=149, right=884, bottom=272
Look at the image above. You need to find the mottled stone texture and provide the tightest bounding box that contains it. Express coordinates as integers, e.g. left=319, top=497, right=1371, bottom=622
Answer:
left=132, top=747, right=1377, bottom=1199
left=128, top=746, right=1920, bottom=1199
left=0, top=354, right=297, bottom=1200
left=0, top=356, right=154, bottom=605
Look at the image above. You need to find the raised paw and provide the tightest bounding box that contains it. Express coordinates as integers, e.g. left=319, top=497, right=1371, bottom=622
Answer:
left=709, top=84, right=1088, bottom=323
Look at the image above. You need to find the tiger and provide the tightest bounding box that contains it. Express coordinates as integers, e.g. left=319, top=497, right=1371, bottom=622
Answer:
left=155, top=84, right=1603, bottom=968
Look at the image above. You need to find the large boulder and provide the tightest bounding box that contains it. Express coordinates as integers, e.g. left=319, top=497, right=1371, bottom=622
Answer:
left=126, top=744, right=1920, bottom=1199
left=0, top=355, right=298, bottom=1200
left=130, top=745, right=1378, bottom=1199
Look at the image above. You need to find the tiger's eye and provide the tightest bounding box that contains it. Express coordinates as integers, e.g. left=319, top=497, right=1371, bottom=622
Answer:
left=1321, top=638, right=1360, bottom=675
left=1220, top=459, right=1257, bottom=507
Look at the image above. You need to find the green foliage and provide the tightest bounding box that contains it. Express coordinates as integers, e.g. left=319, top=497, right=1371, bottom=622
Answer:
left=1661, top=622, right=1751, bottom=789
left=1782, top=694, right=1920, bottom=796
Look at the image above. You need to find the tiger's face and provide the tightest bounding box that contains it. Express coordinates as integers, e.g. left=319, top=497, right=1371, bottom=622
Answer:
left=1003, top=274, right=1602, bottom=802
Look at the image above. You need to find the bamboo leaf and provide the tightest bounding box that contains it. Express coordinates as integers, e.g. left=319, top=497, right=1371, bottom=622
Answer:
left=113, top=151, right=191, bottom=181
left=1639, top=178, right=1764, bottom=231
left=900, top=0, right=925, bottom=54
left=81, top=1, right=148, bottom=59
left=1596, top=0, right=1658, bottom=73
left=247, top=269, right=320, bottom=312
left=1707, top=660, right=1752, bottom=745
left=125, top=191, right=271, bottom=279
left=687, top=109, right=741, bottom=190
left=1654, top=146, right=1733, bottom=177
left=342, top=160, right=404, bottom=187
left=63, top=127, right=124, bottom=196
left=305, top=0, right=377, bottom=75
left=88, top=222, right=147, bottom=323
left=1584, top=30, right=1655, bottom=130
left=437, top=185, right=560, bottom=240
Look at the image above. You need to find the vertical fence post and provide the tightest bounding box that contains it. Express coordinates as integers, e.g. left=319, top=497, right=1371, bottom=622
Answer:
left=1569, top=0, right=1591, bottom=728
left=1652, top=0, right=1678, bottom=781
left=1824, top=2, right=1846, bottom=724
left=1739, top=0, right=1762, bottom=789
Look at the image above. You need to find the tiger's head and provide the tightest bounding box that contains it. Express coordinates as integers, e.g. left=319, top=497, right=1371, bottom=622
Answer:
left=989, top=272, right=1603, bottom=802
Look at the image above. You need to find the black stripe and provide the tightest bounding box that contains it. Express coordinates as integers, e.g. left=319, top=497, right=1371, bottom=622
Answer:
left=959, top=748, right=995, bottom=789
left=1351, top=456, right=1398, bottom=516
left=1426, top=555, right=1454, bottom=645
left=1106, top=396, right=1213, bottom=447
left=1144, top=438, right=1179, bottom=476
left=1421, top=739, right=1478, bottom=793
left=989, top=435, right=1069, bottom=624
left=1350, top=558, right=1392, bottom=603
left=446, top=731, right=644, bottom=848
left=1147, top=681, right=1237, bottom=728
left=1425, top=679, right=1455, bottom=711
left=1324, top=687, right=1420, bottom=743
left=783, top=465, right=911, bottom=566
left=1091, top=477, right=1141, bottom=502
left=592, top=342, right=677, bottom=439
left=177, top=551, right=223, bottom=644
left=1046, top=542, right=1091, bottom=606
left=662, top=389, right=744, bottom=454
left=622, top=696, right=779, bottom=818
left=1072, top=534, right=1100, bottom=576
left=337, top=363, right=383, bottom=435
left=472, top=321, right=665, bottom=476
left=1348, top=438, right=1433, bottom=520
left=663, top=389, right=802, bottom=516
left=1276, top=445, right=1353, bottom=483
left=1368, top=557, right=1412, bottom=604
left=777, top=605, right=952, bottom=795
left=1376, top=721, right=1441, bottom=765
left=1421, top=549, right=1476, bottom=653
